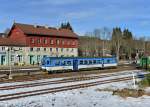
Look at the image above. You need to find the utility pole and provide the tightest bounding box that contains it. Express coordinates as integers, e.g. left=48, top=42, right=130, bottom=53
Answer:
left=9, top=48, right=12, bottom=79
left=132, top=72, right=136, bottom=89
left=102, top=40, right=105, bottom=56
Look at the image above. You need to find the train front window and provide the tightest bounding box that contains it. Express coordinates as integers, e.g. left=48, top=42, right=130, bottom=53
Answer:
left=47, top=60, right=50, bottom=65
left=41, top=60, right=45, bottom=65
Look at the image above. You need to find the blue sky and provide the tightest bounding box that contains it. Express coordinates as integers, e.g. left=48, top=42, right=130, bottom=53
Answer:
left=0, top=0, right=150, bottom=37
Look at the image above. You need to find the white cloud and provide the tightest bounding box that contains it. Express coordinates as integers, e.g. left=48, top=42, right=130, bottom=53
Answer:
left=64, top=11, right=97, bottom=20
left=28, top=0, right=83, bottom=6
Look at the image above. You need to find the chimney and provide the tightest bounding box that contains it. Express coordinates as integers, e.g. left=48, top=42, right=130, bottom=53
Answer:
left=34, top=23, right=37, bottom=28
left=44, top=24, right=49, bottom=28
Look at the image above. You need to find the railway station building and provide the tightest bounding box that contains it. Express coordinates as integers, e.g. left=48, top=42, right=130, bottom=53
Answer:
left=0, top=23, right=78, bottom=65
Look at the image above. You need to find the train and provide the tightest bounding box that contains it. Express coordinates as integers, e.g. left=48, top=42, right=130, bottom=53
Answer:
left=41, top=57, right=118, bottom=73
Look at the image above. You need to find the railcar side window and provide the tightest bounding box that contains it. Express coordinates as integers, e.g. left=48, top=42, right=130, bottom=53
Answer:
left=67, top=61, right=71, bottom=66
left=55, top=60, right=60, bottom=66
left=107, top=60, right=110, bottom=63
left=62, top=61, right=66, bottom=66
left=80, top=60, right=83, bottom=65
left=84, top=60, right=88, bottom=64
left=97, top=60, right=101, bottom=64
left=89, top=60, right=92, bottom=64
left=93, top=60, right=96, bottom=64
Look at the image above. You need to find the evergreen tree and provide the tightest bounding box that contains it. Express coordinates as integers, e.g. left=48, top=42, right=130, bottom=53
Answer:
left=60, top=22, right=73, bottom=32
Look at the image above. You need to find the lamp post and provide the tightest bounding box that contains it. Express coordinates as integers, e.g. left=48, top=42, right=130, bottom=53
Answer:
left=6, top=47, right=12, bottom=79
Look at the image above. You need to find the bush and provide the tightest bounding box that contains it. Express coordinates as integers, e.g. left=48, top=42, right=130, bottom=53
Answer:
left=139, top=74, right=150, bottom=87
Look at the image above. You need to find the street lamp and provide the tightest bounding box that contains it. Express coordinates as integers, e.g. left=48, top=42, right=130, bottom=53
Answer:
left=6, top=47, right=21, bottom=79
left=6, top=47, right=12, bottom=79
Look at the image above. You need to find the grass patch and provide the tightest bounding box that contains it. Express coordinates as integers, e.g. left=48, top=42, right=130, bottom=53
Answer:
left=112, top=88, right=144, bottom=98
left=96, top=88, right=145, bottom=98
left=139, top=74, right=150, bottom=88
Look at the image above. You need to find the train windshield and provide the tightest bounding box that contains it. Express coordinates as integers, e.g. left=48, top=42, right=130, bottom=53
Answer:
left=41, top=60, right=45, bottom=65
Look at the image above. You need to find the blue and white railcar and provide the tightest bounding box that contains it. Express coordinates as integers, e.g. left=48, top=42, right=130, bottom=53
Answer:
left=102, top=57, right=117, bottom=67
left=41, top=57, right=117, bottom=72
left=77, top=58, right=103, bottom=69
left=77, top=57, right=117, bottom=69
left=41, top=57, right=73, bottom=72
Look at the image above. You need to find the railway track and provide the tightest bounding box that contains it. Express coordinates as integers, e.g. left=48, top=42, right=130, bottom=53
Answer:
left=0, top=76, right=133, bottom=101
left=0, top=71, right=137, bottom=90
left=0, top=64, right=136, bottom=84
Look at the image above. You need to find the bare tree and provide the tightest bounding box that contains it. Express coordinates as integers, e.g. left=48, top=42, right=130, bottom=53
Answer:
left=112, top=27, right=122, bottom=61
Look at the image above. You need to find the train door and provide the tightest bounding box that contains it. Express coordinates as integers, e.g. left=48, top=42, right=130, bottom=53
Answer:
left=102, top=59, right=104, bottom=68
left=73, top=59, right=78, bottom=71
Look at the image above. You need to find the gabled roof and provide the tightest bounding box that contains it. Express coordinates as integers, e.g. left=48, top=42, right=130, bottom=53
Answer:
left=0, top=37, right=26, bottom=46
left=13, top=23, right=78, bottom=39
left=0, top=33, right=7, bottom=37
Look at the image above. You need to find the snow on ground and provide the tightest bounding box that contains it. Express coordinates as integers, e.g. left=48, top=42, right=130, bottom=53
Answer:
left=0, top=70, right=141, bottom=87
left=0, top=70, right=140, bottom=96
left=0, top=80, right=150, bottom=107
left=0, top=69, right=149, bottom=107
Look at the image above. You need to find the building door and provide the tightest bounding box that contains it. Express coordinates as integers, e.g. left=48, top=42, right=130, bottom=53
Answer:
left=1, top=55, right=6, bottom=65
left=29, top=55, right=34, bottom=65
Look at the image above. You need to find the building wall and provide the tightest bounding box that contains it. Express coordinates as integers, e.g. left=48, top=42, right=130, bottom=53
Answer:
left=8, top=26, right=26, bottom=43
left=0, top=46, right=25, bottom=66
left=26, top=36, right=78, bottom=48
left=0, top=46, right=78, bottom=66
left=25, top=47, right=78, bottom=65
left=4, top=25, right=79, bottom=65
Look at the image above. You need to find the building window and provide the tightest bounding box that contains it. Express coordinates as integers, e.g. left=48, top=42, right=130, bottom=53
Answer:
left=37, top=55, right=40, bottom=63
left=18, top=55, right=22, bottom=62
left=50, top=48, right=52, bottom=52
left=56, top=48, right=58, bottom=52
left=72, top=41, right=75, bottom=45
left=11, top=55, right=14, bottom=62
left=44, top=48, right=46, bottom=51
left=19, top=48, right=22, bottom=50
left=30, top=38, right=34, bottom=44
left=61, top=48, right=63, bottom=52
left=44, top=38, right=47, bottom=44
left=2, top=47, right=5, bottom=51
left=30, top=48, right=33, bottom=51
left=66, top=48, right=69, bottom=51
left=67, top=41, right=70, bottom=45
left=71, top=48, right=74, bottom=52
left=37, top=38, right=41, bottom=44
left=62, top=40, right=65, bottom=45
left=37, top=48, right=40, bottom=52
left=56, top=39, right=60, bottom=45
left=50, top=39, right=54, bottom=45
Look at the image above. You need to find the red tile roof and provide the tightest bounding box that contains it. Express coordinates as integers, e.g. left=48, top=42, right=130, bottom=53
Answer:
left=14, top=23, right=78, bottom=39
left=0, top=37, right=26, bottom=46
